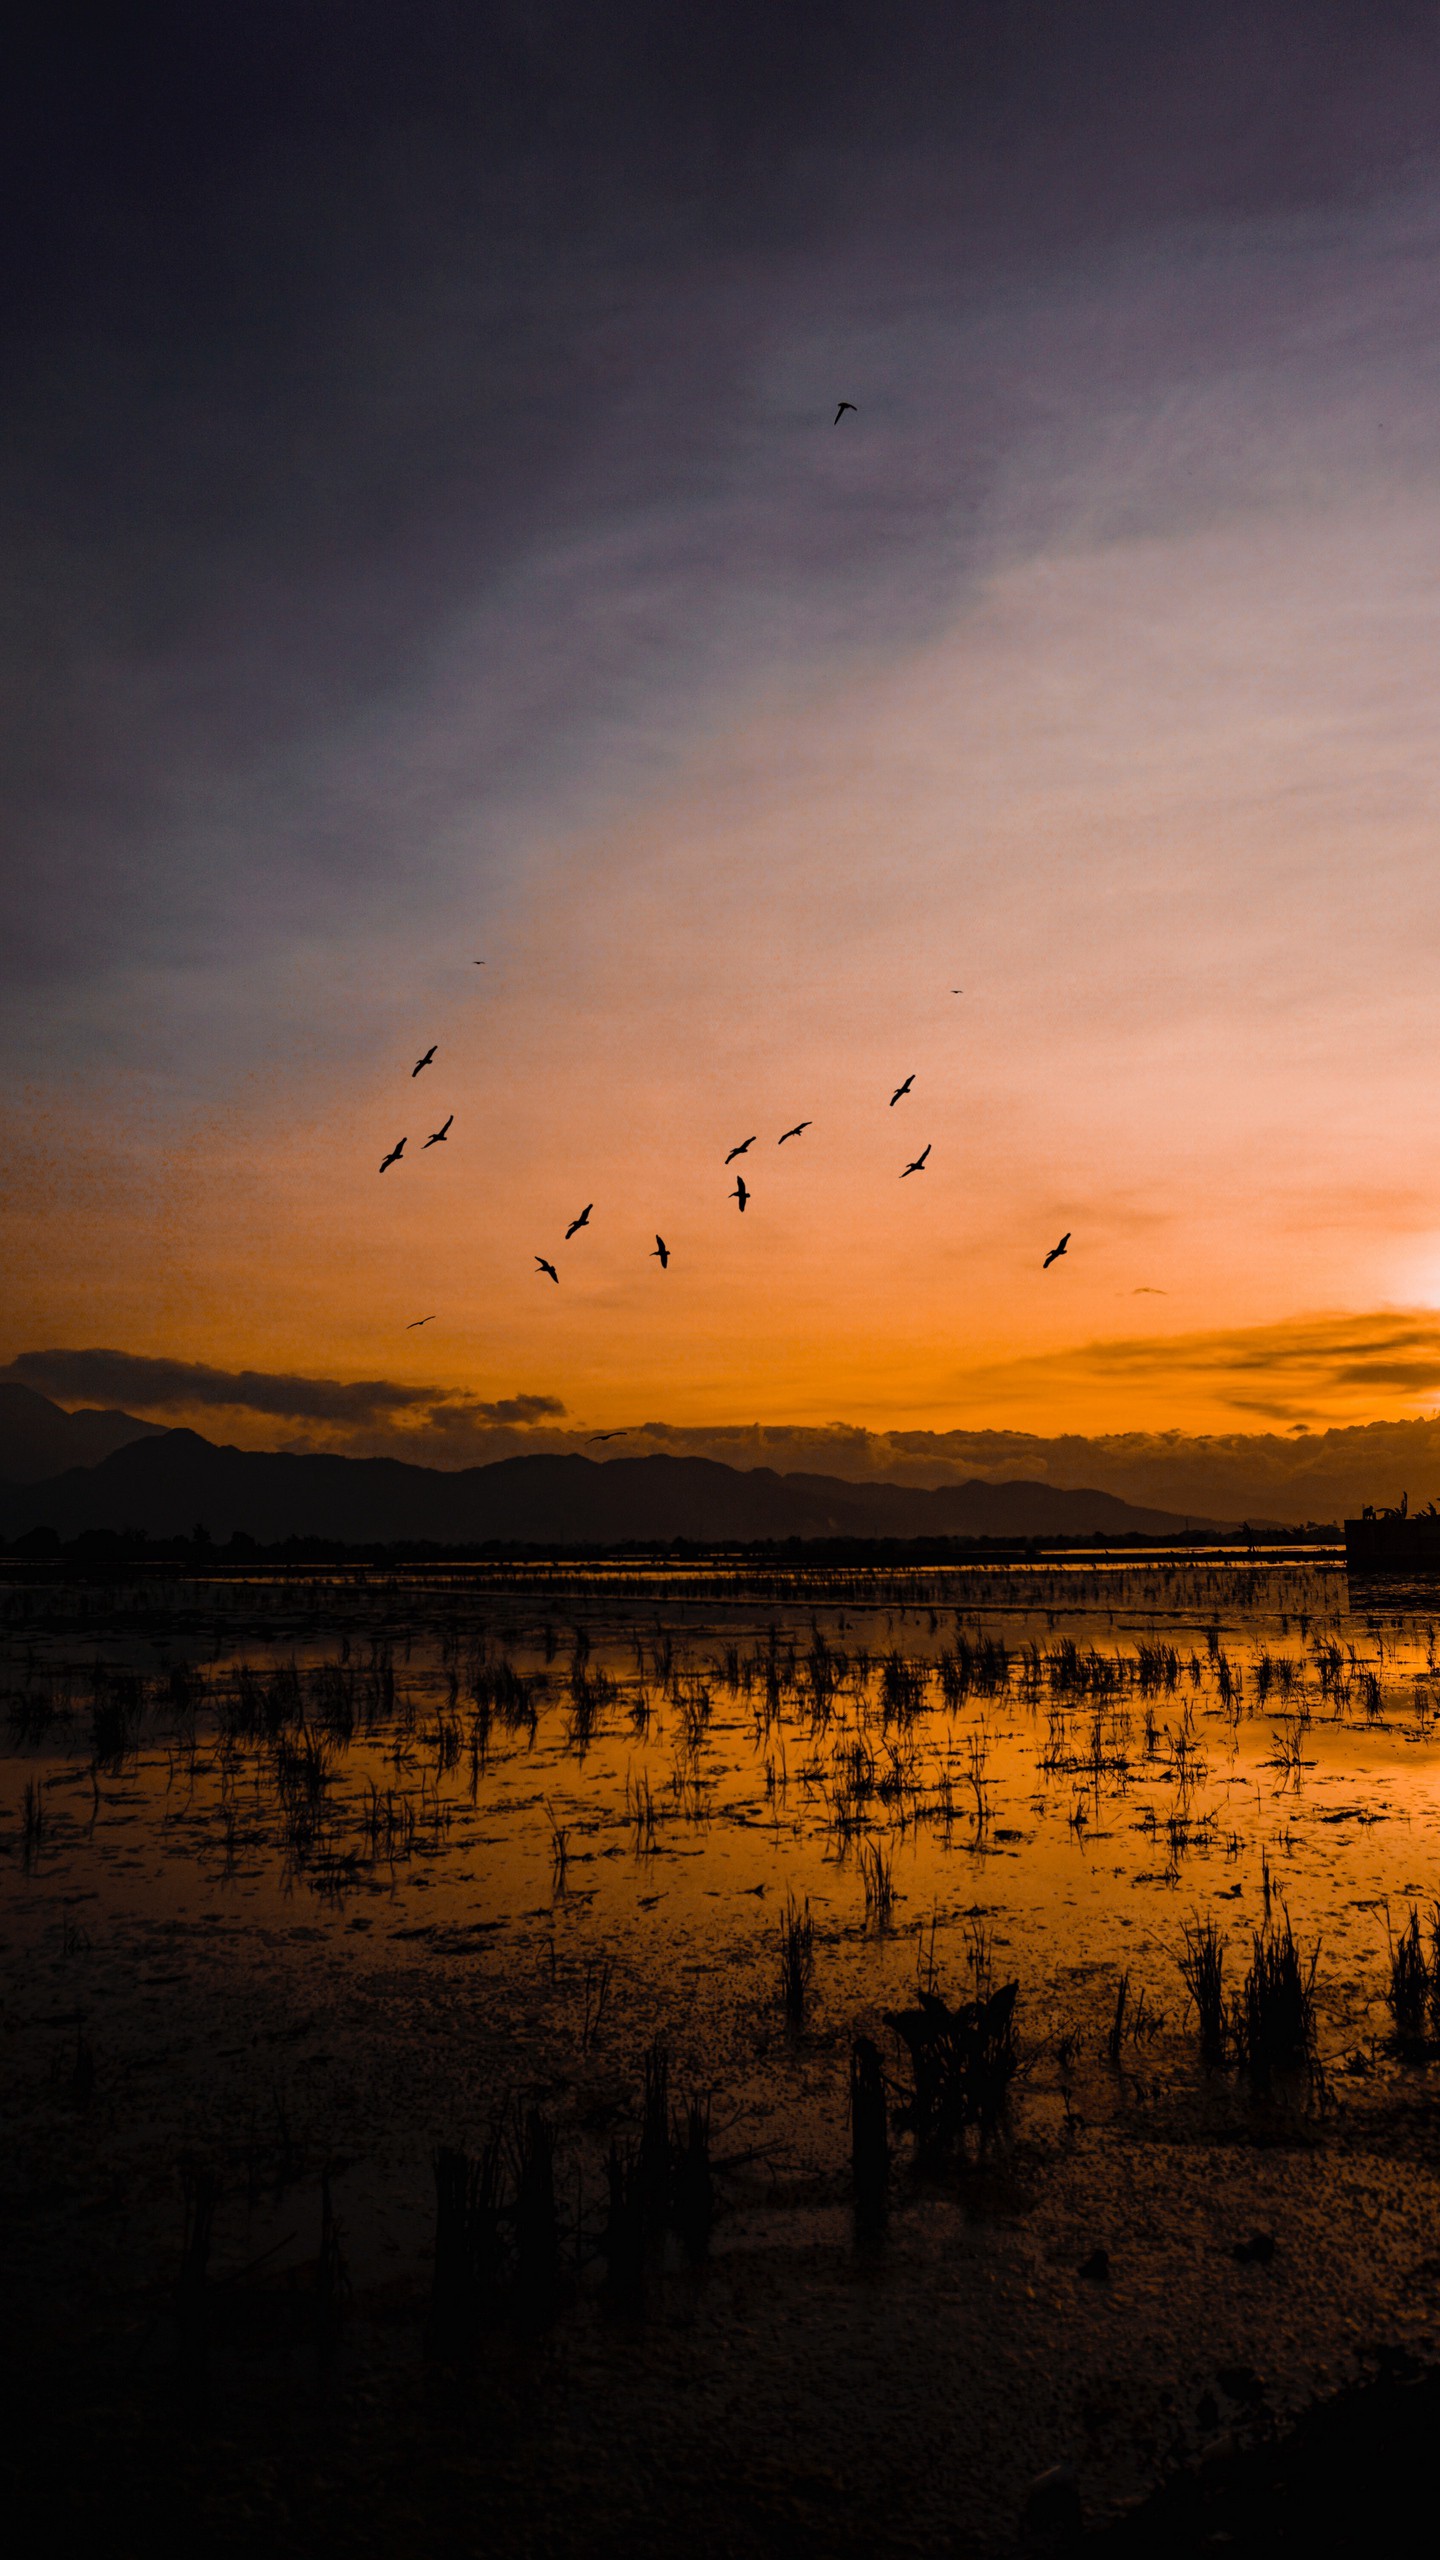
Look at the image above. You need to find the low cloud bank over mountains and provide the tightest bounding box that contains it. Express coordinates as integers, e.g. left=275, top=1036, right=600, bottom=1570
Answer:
left=8, top=1337, right=1440, bottom=1523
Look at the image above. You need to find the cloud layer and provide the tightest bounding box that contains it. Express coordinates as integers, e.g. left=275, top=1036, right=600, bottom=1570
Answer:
left=1, top=1349, right=563, bottom=1432
left=13, top=1317, right=1440, bottom=1520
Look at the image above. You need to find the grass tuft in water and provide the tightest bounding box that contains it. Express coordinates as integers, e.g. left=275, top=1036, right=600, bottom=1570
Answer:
left=883, top=1979, right=1018, bottom=2159
left=778, top=1894, right=815, bottom=2024
left=1387, top=1903, right=1440, bottom=2050
left=1179, top=1918, right=1229, bottom=2066
left=1235, top=1917, right=1318, bottom=2086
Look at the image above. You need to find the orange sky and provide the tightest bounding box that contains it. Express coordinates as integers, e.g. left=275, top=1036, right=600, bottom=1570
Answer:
left=10, top=131, right=1440, bottom=1451
left=11, top=487, right=1440, bottom=1444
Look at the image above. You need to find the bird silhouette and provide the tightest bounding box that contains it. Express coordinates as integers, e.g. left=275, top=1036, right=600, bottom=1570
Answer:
left=834, top=401, right=857, bottom=423
left=901, top=1144, right=931, bottom=1178
left=778, top=1121, right=812, bottom=1143
left=725, top=1136, right=757, bottom=1164
left=379, top=1138, right=407, bottom=1172
left=406, top=1314, right=436, bottom=1329
left=1043, top=1232, right=1071, bottom=1269
left=423, top=1115, right=453, bottom=1148
left=652, top=1235, right=670, bottom=1268
left=536, top=1256, right=559, bottom=1284
left=590, top=1428, right=631, bottom=1442
left=412, top=1045, right=436, bottom=1076
left=731, top=1174, right=750, bottom=1211
left=890, top=1074, right=915, bottom=1105
left=564, top=1203, right=594, bottom=1240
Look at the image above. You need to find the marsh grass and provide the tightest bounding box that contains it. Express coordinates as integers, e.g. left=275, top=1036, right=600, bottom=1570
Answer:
left=1386, top=1902, right=1440, bottom=2050
left=858, top=1837, right=896, bottom=1928
left=883, top=1979, right=1018, bottom=2159
left=1180, top=1918, right=1228, bottom=2065
left=1235, top=1917, right=1318, bottom=2086
left=778, top=1893, right=815, bottom=2024
left=20, top=1776, right=45, bottom=1868
left=430, top=2135, right=505, bottom=2348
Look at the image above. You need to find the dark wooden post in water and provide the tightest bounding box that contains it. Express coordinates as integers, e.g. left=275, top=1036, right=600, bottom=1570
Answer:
left=850, top=2035, right=890, bottom=2230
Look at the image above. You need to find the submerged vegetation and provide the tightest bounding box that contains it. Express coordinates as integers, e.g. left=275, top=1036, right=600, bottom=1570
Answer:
left=5, top=1546, right=1440, bottom=2525
left=6, top=1551, right=1440, bottom=2557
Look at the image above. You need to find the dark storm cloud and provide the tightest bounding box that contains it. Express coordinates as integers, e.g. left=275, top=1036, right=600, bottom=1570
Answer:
left=5, top=3, right=1438, bottom=1068
left=1, top=1348, right=565, bottom=1428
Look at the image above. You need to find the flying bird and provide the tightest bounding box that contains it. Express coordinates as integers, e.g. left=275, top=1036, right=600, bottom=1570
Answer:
left=900, top=1145, right=931, bottom=1177
left=423, top=1115, right=453, bottom=1147
left=651, top=1235, right=670, bottom=1268
left=890, top=1075, right=915, bottom=1106
left=536, top=1256, right=559, bottom=1284
left=778, top=1121, right=812, bottom=1143
left=725, top=1136, right=757, bottom=1164
left=379, top=1138, right=406, bottom=1172
left=1043, top=1232, right=1071, bottom=1269
left=834, top=401, right=857, bottom=423
left=590, top=1428, right=631, bottom=1442
left=565, top=1203, right=593, bottom=1240
left=412, top=1045, right=436, bottom=1076
left=731, top=1175, right=750, bottom=1211
left=406, top=1315, right=436, bottom=1329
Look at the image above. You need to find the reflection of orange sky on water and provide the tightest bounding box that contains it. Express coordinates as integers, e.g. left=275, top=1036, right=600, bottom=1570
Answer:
left=10, top=1568, right=1440, bottom=2011
left=10, top=503, right=1440, bottom=1435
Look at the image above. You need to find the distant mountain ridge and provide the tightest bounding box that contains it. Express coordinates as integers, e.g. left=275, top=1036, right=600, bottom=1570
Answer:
left=0, top=1425, right=1230, bottom=1545
left=0, top=1382, right=163, bottom=1481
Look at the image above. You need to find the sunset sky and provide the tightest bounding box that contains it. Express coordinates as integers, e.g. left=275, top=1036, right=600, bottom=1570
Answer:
left=9, top=3, right=1440, bottom=1462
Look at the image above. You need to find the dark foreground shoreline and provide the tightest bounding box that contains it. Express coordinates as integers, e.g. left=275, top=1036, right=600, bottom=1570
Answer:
left=1093, top=2359, right=1440, bottom=2554
left=6, top=2339, right=1435, bottom=2557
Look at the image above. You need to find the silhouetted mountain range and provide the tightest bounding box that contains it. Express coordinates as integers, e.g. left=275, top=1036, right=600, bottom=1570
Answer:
left=0, top=1424, right=1231, bottom=1545
left=0, top=1382, right=163, bottom=1481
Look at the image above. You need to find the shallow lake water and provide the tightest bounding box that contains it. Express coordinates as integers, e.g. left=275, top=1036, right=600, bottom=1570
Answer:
left=8, top=1555, right=1440, bottom=2553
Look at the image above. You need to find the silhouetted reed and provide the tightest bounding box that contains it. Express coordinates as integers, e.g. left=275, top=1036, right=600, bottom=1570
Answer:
left=1180, top=1918, right=1228, bottom=2064
left=1235, top=1917, right=1317, bottom=2086
left=90, top=1667, right=144, bottom=1768
left=1106, top=1972, right=1130, bottom=2064
left=20, top=1776, right=45, bottom=1868
left=778, top=1893, right=815, bottom=2023
left=1387, top=1903, right=1440, bottom=2048
left=880, top=1650, right=926, bottom=1721
left=859, top=1837, right=895, bottom=1928
left=430, top=2134, right=505, bottom=2350
left=546, top=1803, right=571, bottom=1891
left=883, top=1980, right=1018, bottom=2158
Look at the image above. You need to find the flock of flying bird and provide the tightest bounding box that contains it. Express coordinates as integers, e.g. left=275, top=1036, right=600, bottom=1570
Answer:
left=377, top=397, right=1078, bottom=1319
left=379, top=1011, right=1073, bottom=1304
